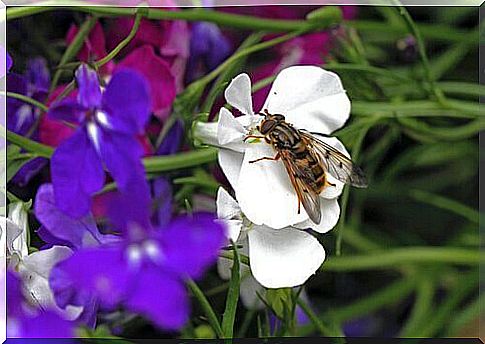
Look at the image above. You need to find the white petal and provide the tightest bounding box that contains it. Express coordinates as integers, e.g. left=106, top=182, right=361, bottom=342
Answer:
left=216, top=188, right=243, bottom=242
left=248, top=226, right=325, bottom=288
left=193, top=121, right=218, bottom=147
left=7, top=202, right=29, bottom=258
left=216, top=219, right=243, bottom=243
left=21, top=246, right=72, bottom=279
left=285, top=93, right=351, bottom=135
left=5, top=218, right=22, bottom=257
left=236, top=143, right=307, bottom=229
left=218, top=149, right=244, bottom=190
left=19, top=246, right=81, bottom=320
left=225, top=73, right=254, bottom=116
left=217, top=108, right=248, bottom=152
left=216, top=187, right=241, bottom=220
left=262, top=66, right=350, bottom=134
left=294, top=198, right=340, bottom=233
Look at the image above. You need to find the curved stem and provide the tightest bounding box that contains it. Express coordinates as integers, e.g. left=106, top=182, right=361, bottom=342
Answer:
left=3, top=92, right=48, bottom=112
left=95, top=12, right=143, bottom=68
left=8, top=6, right=340, bottom=33
left=323, top=247, right=482, bottom=271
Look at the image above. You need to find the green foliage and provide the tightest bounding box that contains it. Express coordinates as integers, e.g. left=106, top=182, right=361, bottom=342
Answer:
left=5, top=5, right=481, bottom=339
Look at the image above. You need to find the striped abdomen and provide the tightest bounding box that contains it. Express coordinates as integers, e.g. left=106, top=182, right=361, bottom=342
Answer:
left=269, top=123, right=327, bottom=193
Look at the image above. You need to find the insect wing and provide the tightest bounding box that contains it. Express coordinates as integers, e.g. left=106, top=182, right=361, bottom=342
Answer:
left=300, top=131, right=368, bottom=188
left=279, top=150, right=322, bottom=224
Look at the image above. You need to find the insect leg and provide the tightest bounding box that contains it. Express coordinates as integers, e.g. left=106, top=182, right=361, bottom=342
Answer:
left=243, top=135, right=265, bottom=142
left=249, top=152, right=281, bottom=164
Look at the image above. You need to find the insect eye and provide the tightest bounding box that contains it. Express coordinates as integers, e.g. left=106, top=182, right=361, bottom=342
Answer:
left=259, top=120, right=274, bottom=134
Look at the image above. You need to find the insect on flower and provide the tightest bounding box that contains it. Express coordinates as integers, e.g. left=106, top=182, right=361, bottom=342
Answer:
left=244, top=109, right=368, bottom=225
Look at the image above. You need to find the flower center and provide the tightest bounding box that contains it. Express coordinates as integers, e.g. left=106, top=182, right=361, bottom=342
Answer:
left=125, top=240, right=164, bottom=269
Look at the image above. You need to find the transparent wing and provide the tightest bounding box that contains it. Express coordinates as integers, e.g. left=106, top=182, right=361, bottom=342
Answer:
left=279, top=150, right=322, bottom=224
left=300, top=131, right=368, bottom=188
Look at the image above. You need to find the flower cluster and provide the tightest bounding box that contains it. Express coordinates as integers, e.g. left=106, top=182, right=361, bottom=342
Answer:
left=4, top=5, right=360, bottom=339
left=196, top=65, right=353, bottom=290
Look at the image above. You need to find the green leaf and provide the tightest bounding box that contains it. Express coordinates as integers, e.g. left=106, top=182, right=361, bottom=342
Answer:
left=186, top=279, right=224, bottom=338
left=306, top=6, right=342, bottom=23
left=50, top=16, right=98, bottom=93
left=266, top=288, right=292, bottom=320
left=221, top=241, right=241, bottom=338
left=6, top=145, right=39, bottom=183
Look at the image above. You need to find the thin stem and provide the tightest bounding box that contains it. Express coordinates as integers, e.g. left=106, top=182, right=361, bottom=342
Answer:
left=409, top=189, right=479, bottom=224
left=399, top=276, right=435, bottom=336
left=3, top=92, right=48, bottom=112
left=63, top=6, right=340, bottom=33
left=4, top=130, right=54, bottom=159
left=186, top=279, right=224, bottom=338
left=296, top=297, right=341, bottom=337
left=335, top=118, right=377, bottom=255
left=393, top=3, right=446, bottom=103
left=143, top=148, right=217, bottom=173
left=219, top=246, right=482, bottom=272
left=49, top=16, right=98, bottom=94
left=323, top=247, right=482, bottom=272
left=95, top=12, right=143, bottom=68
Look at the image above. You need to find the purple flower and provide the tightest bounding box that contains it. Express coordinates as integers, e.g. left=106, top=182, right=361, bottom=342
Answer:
left=7, top=57, right=50, bottom=186
left=156, top=119, right=184, bottom=156
left=186, top=22, right=231, bottom=82
left=48, top=64, right=151, bottom=218
left=50, top=179, right=226, bottom=330
left=34, top=183, right=118, bottom=327
left=6, top=50, right=12, bottom=73
left=7, top=270, right=76, bottom=338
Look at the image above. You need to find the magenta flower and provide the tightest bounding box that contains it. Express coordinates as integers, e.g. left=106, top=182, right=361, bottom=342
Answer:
left=48, top=64, right=151, bottom=218
left=7, top=270, right=75, bottom=338
left=107, top=16, right=189, bottom=92
left=49, top=179, right=226, bottom=330
left=66, top=20, right=114, bottom=75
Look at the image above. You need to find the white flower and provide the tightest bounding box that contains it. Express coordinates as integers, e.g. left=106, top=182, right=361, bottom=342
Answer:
left=195, top=65, right=351, bottom=230
left=1, top=201, right=81, bottom=320
left=216, top=187, right=325, bottom=289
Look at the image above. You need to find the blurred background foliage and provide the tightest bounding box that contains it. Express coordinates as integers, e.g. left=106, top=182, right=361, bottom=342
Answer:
left=5, top=5, right=482, bottom=340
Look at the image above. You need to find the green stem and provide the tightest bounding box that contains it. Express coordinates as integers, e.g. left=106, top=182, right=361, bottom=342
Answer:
left=394, top=3, right=445, bottom=103
left=220, top=246, right=481, bottom=272
left=412, top=271, right=477, bottom=337
left=200, top=30, right=305, bottom=87
left=4, top=130, right=54, bottom=158
left=49, top=16, right=98, bottom=94
left=186, top=279, right=224, bottom=338
left=335, top=118, right=376, bottom=255
left=95, top=12, right=143, bottom=68
left=4, top=128, right=218, bottom=172
left=143, top=148, right=217, bottom=173
left=325, top=63, right=413, bottom=83
left=408, top=189, right=479, bottom=224
left=3, top=92, right=48, bottom=112
left=323, top=247, right=482, bottom=272
left=349, top=20, right=476, bottom=44
left=352, top=99, right=481, bottom=119
left=297, top=277, right=415, bottom=336
left=296, top=297, right=342, bottom=337
left=8, top=6, right=339, bottom=32
left=399, top=276, right=435, bottom=336
left=221, top=242, right=240, bottom=339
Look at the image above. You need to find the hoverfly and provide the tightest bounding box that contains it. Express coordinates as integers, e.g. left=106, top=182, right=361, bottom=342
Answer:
left=244, top=109, right=368, bottom=225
